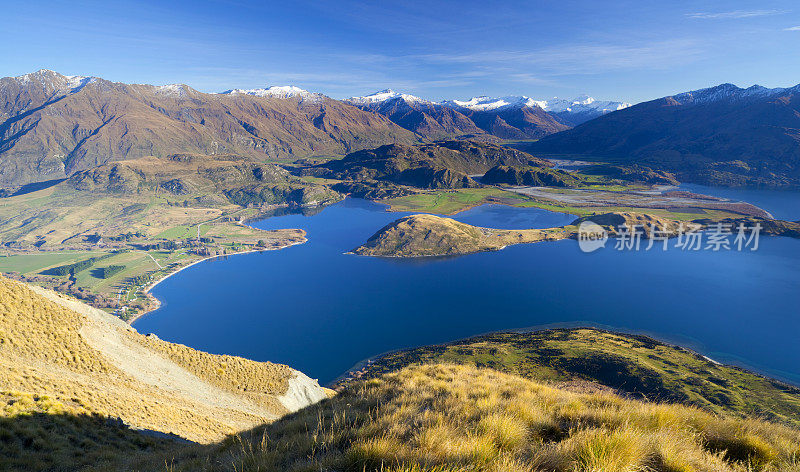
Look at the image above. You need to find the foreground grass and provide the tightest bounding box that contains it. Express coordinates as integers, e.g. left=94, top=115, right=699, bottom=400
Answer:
left=164, top=364, right=800, bottom=472
left=351, top=329, right=800, bottom=429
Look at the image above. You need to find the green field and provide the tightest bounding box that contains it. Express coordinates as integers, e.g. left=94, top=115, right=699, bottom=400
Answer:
left=383, top=188, right=527, bottom=214
left=0, top=252, right=105, bottom=275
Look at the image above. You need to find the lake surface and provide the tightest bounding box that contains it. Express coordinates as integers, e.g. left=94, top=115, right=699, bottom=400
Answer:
left=134, top=198, right=800, bottom=385
left=679, top=183, right=800, bottom=221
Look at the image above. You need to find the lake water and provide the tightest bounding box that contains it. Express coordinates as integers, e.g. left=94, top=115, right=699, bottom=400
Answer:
left=134, top=197, right=800, bottom=386
left=678, top=183, right=800, bottom=221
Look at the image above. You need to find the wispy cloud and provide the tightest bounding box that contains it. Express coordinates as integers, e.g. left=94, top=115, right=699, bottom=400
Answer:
left=785, top=26, right=800, bottom=31
left=413, top=40, right=704, bottom=75
left=686, top=10, right=786, bottom=19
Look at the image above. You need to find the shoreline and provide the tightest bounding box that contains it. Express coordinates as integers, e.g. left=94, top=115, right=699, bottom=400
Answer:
left=330, top=324, right=800, bottom=390
left=128, top=237, right=307, bottom=325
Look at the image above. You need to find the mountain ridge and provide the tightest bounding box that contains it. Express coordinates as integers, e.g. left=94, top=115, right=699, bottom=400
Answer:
left=529, top=81, right=800, bottom=188
left=0, top=70, right=418, bottom=186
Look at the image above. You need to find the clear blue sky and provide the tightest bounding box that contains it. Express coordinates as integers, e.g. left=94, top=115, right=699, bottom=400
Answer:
left=2, top=0, right=799, bottom=103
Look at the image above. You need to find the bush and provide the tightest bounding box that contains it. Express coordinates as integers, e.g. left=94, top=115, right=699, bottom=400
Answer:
left=42, top=258, right=97, bottom=276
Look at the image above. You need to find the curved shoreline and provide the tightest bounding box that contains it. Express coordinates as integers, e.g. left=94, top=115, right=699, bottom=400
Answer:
left=129, top=238, right=307, bottom=326
left=331, top=323, right=800, bottom=389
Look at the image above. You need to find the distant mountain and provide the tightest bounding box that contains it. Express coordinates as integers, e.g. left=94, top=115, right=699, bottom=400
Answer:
left=442, top=94, right=630, bottom=127
left=220, top=85, right=321, bottom=100
left=529, top=83, right=800, bottom=187
left=349, top=90, right=629, bottom=141
left=346, top=90, right=489, bottom=141
left=442, top=98, right=569, bottom=140
left=0, top=70, right=416, bottom=186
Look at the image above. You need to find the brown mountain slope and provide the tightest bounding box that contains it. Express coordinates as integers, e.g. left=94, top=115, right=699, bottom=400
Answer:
left=0, top=70, right=417, bottom=186
left=0, top=276, right=327, bottom=443
left=458, top=105, right=571, bottom=139
left=529, top=83, right=800, bottom=187
left=348, top=95, right=492, bottom=141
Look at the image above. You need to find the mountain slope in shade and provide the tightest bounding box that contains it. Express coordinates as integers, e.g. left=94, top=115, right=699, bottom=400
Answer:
left=0, top=70, right=417, bottom=186
left=529, top=83, right=800, bottom=187
left=346, top=90, right=490, bottom=141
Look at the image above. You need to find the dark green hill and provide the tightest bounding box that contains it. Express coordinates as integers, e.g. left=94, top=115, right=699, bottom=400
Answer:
left=309, top=140, right=550, bottom=189
left=481, top=164, right=584, bottom=187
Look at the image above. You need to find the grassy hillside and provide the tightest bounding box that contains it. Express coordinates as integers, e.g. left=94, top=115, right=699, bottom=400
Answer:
left=2, top=279, right=799, bottom=471
left=345, top=329, right=800, bottom=428
left=0, top=391, right=176, bottom=472
left=0, top=276, right=325, bottom=445
left=159, top=364, right=800, bottom=472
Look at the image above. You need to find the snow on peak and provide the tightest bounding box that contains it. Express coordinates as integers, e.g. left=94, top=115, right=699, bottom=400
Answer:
left=348, top=89, right=430, bottom=106
left=222, top=85, right=319, bottom=100
left=441, top=93, right=630, bottom=117
left=671, top=83, right=792, bottom=105
left=443, top=95, right=542, bottom=111
left=538, top=96, right=630, bottom=114
left=155, top=83, right=193, bottom=98
left=12, top=69, right=96, bottom=93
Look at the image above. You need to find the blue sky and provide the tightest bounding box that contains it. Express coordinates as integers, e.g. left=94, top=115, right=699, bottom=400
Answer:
left=2, top=0, right=799, bottom=103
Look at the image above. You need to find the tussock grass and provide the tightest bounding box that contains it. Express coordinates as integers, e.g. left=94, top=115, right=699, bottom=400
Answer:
left=172, top=364, right=800, bottom=472
left=0, top=276, right=295, bottom=445
left=355, top=329, right=800, bottom=428
left=133, top=333, right=293, bottom=408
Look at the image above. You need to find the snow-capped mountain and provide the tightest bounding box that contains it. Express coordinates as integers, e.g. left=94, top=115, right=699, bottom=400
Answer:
left=347, top=89, right=581, bottom=140
left=221, top=85, right=322, bottom=101
left=347, top=89, right=431, bottom=106
left=0, top=70, right=416, bottom=186
left=155, top=83, right=196, bottom=98
left=670, top=83, right=800, bottom=105
left=538, top=95, right=630, bottom=114
left=441, top=96, right=546, bottom=111
left=442, top=94, right=630, bottom=126
left=4, top=69, right=97, bottom=94
left=347, top=90, right=486, bottom=140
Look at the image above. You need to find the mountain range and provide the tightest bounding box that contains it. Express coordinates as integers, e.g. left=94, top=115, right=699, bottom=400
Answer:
left=3, top=70, right=800, bottom=188
left=0, top=70, right=416, bottom=186
left=529, top=83, right=800, bottom=187
left=347, top=89, right=629, bottom=140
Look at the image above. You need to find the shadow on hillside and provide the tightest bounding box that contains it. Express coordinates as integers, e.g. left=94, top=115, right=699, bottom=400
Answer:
left=0, top=411, right=184, bottom=472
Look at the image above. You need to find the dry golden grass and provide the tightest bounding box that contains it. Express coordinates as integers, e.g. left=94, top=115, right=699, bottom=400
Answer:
left=185, top=364, right=800, bottom=472
left=0, top=276, right=298, bottom=444
left=133, top=332, right=293, bottom=410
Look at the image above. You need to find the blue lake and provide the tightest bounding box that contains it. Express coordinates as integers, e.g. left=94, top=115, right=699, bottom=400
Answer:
left=679, top=183, right=800, bottom=221
left=134, top=198, right=800, bottom=385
